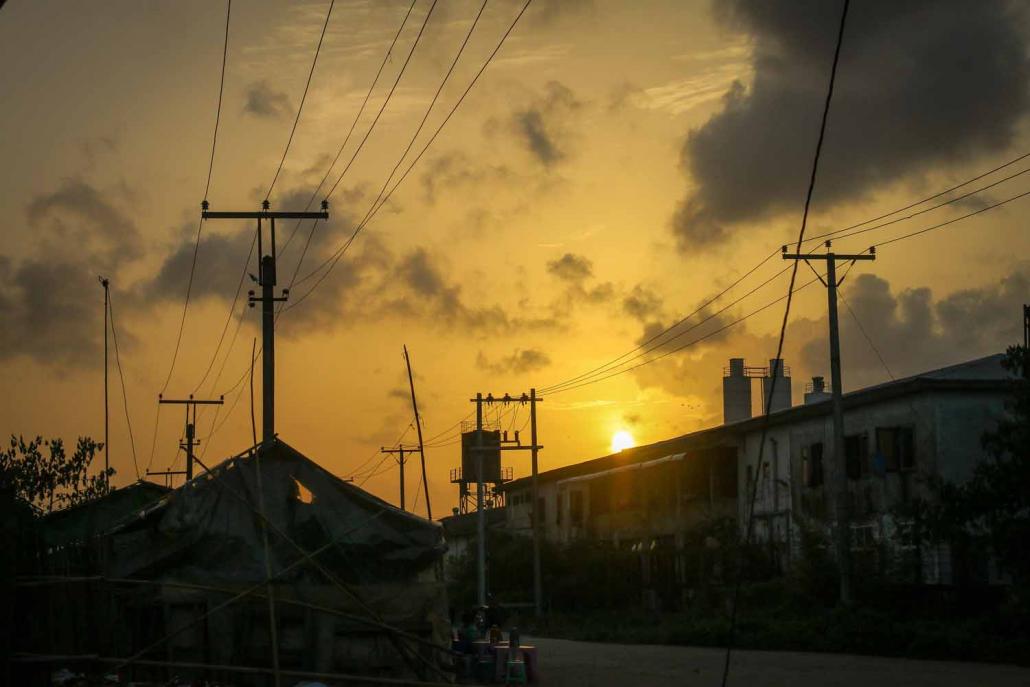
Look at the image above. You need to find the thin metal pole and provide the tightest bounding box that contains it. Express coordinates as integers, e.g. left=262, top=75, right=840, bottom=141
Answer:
left=530, top=388, right=542, bottom=616
left=475, top=393, right=486, bottom=607
left=249, top=338, right=257, bottom=446
left=102, top=278, right=110, bottom=490
left=399, top=447, right=406, bottom=511
left=262, top=250, right=275, bottom=446
left=826, top=255, right=853, bottom=604
left=253, top=447, right=282, bottom=687
left=404, top=345, right=431, bottom=519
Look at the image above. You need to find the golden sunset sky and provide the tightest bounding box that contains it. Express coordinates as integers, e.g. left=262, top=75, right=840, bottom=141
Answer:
left=2, top=0, right=1028, bottom=514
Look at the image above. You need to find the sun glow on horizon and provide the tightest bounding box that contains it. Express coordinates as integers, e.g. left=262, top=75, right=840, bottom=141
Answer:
left=611, top=430, right=635, bottom=452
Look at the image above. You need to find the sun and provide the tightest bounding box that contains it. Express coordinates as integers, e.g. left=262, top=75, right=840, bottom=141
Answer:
left=611, top=430, right=635, bottom=452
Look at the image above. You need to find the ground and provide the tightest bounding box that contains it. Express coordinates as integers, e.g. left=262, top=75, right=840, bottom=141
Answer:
left=528, top=636, right=1030, bottom=686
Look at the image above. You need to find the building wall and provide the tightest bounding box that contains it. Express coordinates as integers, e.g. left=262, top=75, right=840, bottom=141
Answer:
left=739, top=387, right=1011, bottom=580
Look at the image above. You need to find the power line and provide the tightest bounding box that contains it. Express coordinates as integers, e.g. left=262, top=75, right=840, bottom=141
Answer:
left=193, top=229, right=257, bottom=394
left=284, top=0, right=534, bottom=313
left=540, top=152, right=1030, bottom=396
left=804, top=150, right=1030, bottom=245
left=873, top=187, right=1030, bottom=248
left=148, top=0, right=233, bottom=473
left=156, top=0, right=233, bottom=397
left=278, top=0, right=418, bottom=261
left=804, top=165, right=1030, bottom=247
left=108, top=289, right=140, bottom=481
left=324, top=0, right=440, bottom=201
left=275, top=0, right=485, bottom=321
left=265, top=0, right=336, bottom=201
left=543, top=262, right=793, bottom=393
left=723, top=1, right=850, bottom=684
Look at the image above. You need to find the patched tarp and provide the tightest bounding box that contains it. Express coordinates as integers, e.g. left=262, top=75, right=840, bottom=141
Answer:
left=106, top=440, right=445, bottom=583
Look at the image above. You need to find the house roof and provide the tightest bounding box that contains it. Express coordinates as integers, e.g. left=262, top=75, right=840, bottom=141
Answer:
left=42, top=480, right=170, bottom=547
left=104, top=438, right=445, bottom=581
left=501, top=353, right=1014, bottom=492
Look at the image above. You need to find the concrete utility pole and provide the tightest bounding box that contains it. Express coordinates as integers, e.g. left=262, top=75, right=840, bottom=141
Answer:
left=529, top=388, right=542, bottom=617
left=381, top=445, right=419, bottom=511
left=782, top=241, right=875, bottom=606
left=468, top=391, right=545, bottom=614
left=99, top=276, right=110, bottom=490
left=202, top=200, right=329, bottom=446
left=475, top=393, right=486, bottom=607
left=403, top=345, right=431, bottom=519
left=153, top=395, right=224, bottom=482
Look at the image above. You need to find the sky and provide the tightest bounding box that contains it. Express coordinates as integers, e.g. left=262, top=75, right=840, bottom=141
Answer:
left=1, top=0, right=1029, bottom=516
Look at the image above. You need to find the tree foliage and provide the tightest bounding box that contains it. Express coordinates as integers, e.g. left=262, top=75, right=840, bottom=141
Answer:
left=0, top=435, right=113, bottom=515
left=924, top=345, right=1030, bottom=587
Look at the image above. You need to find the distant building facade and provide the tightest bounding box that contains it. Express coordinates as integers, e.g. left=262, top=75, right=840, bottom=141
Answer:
left=492, top=354, right=1015, bottom=604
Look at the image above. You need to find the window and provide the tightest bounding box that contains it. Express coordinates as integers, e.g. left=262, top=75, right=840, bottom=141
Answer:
left=845, top=433, right=868, bottom=480
left=556, top=492, right=563, bottom=524
left=570, top=490, right=585, bottom=525
left=876, top=427, right=915, bottom=472
left=537, top=497, right=546, bottom=526
left=804, top=443, right=824, bottom=487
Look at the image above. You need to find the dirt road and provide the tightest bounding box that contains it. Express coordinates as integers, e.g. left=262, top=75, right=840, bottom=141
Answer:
left=528, top=636, right=1030, bottom=686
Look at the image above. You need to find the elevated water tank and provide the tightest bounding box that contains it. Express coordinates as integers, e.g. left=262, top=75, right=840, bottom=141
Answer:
left=723, top=358, right=752, bottom=424
left=460, top=429, right=502, bottom=483
left=762, top=358, right=792, bottom=413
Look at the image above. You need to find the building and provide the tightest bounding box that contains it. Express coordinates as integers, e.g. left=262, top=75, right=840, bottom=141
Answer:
left=737, top=353, right=1015, bottom=584
left=15, top=440, right=452, bottom=685
left=496, top=354, right=1015, bottom=602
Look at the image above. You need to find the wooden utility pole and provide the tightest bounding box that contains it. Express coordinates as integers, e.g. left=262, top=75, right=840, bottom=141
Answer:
left=202, top=200, right=329, bottom=446
left=403, top=345, right=431, bottom=519
left=99, top=276, right=110, bottom=490
left=782, top=241, right=875, bottom=605
left=152, top=395, right=224, bottom=482
left=380, top=445, right=419, bottom=511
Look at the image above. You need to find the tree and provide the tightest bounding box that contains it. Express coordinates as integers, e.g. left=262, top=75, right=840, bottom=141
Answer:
left=0, top=435, right=113, bottom=515
left=924, top=345, right=1030, bottom=588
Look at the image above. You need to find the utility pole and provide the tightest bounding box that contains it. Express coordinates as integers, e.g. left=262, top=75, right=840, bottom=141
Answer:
left=1023, top=304, right=1029, bottom=379
left=99, top=276, right=110, bottom=490
left=475, top=393, right=486, bottom=607
left=202, top=200, right=329, bottom=447
left=467, top=391, right=544, bottom=614
left=530, top=388, right=542, bottom=617
left=782, top=240, right=875, bottom=605
left=380, top=445, right=419, bottom=511
left=403, top=345, right=431, bottom=519
left=151, top=395, right=224, bottom=482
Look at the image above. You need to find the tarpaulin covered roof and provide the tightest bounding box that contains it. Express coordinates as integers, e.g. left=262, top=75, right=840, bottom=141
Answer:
left=106, top=439, right=445, bottom=583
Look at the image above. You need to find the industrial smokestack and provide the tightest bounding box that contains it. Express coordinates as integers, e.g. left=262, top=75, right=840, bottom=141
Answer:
left=805, top=376, right=831, bottom=405
left=762, top=358, right=792, bottom=413
left=723, top=358, right=752, bottom=424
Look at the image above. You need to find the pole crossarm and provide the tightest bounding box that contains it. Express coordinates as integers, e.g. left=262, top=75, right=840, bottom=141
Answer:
left=158, top=397, right=225, bottom=406
left=202, top=210, right=329, bottom=220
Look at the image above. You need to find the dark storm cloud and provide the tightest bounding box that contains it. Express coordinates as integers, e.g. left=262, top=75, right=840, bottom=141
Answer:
left=512, top=81, right=582, bottom=168
left=800, top=269, right=1028, bottom=386
left=0, top=180, right=142, bottom=366
left=243, top=79, right=293, bottom=120
left=673, top=0, right=1030, bottom=248
left=476, top=348, right=552, bottom=375
left=547, top=252, right=593, bottom=283
left=27, top=178, right=142, bottom=267
left=144, top=228, right=255, bottom=304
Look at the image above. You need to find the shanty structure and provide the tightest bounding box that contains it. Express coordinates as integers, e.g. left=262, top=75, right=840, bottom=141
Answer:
left=14, top=440, right=452, bottom=686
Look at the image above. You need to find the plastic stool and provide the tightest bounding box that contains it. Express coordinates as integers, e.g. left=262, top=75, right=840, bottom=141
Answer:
left=505, top=657, right=527, bottom=685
